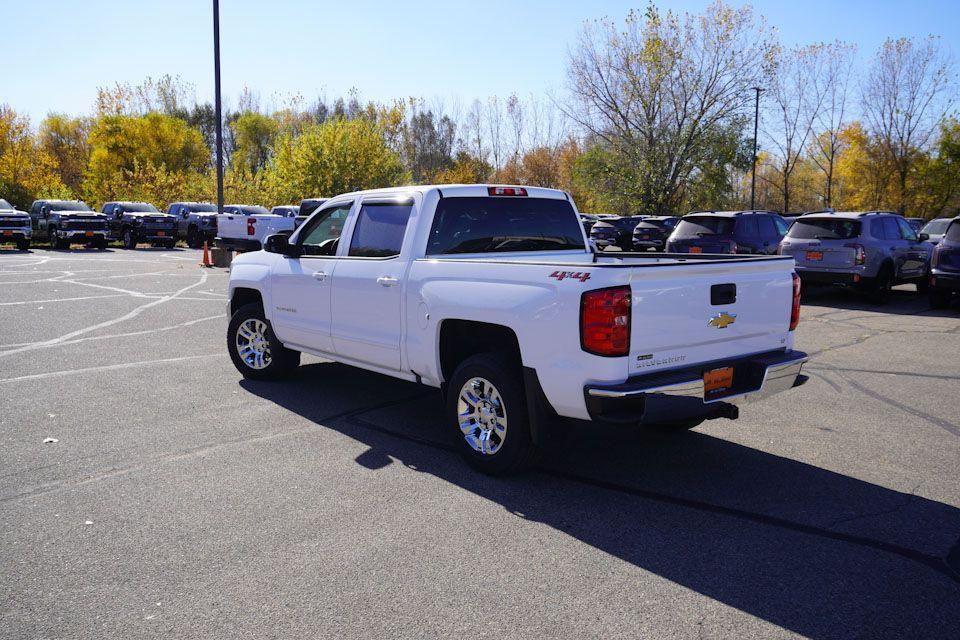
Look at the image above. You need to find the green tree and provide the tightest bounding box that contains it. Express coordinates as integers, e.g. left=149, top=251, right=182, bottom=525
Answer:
left=39, top=114, right=92, bottom=194
left=0, top=106, right=69, bottom=208
left=231, top=112, right=278, bottom=174
left=265, top=117, right=407, bottom=202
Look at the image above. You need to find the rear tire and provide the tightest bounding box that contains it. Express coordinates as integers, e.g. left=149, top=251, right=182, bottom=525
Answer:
left=917, top=274, right=930, bottom=294
left=867, top=265, right=893, bottom=304
left=227, top=302, right=300, bottom=380
left=446, top=352, right=538, bottom=475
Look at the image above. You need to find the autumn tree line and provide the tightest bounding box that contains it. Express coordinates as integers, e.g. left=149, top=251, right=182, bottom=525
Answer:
left=1, top=2, right=958, bottom=219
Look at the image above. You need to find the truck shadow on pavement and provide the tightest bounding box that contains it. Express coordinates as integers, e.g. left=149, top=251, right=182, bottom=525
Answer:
left=241, top=362, right=960, bottom=639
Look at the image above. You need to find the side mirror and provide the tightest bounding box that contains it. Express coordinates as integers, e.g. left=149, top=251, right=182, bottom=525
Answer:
left=264, top=233, right=300, bottom=257
left=918, top=232, right=930, bottom=242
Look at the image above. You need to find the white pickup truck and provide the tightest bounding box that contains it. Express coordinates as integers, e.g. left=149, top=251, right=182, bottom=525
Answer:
left=225, top=185, right=808, bottom=474
left=215, top=205, right=295, bottom=252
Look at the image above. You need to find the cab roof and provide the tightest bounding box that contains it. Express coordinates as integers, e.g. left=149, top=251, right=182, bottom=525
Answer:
left=685, top=210, right=778, bottom=217
left=325, top=184, right=570, bottom=202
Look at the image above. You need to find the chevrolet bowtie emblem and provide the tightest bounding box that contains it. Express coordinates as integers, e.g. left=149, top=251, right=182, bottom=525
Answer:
left=708, top=312, right=737, bottom=329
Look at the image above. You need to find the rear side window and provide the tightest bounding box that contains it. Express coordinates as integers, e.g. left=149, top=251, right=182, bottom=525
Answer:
left=672, top=216, right=734, bottom=238
left=787, top=219, right=861, bottom=240
left=773, top=216, right=790, bottom=235
left=737, top=217, right=760, bottom=237
left=945, top=221, right=960, bottom=242
left=348, top=202, right=413, bottom=258
left=757, top=216, right=778, bottom=238
left=426, top=197, right=585, bottom=255
left=881, top=217, right=902, bottom=240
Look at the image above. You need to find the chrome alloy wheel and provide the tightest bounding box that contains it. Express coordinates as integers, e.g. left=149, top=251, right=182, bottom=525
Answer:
left=235, top=318, right=272, bottom=370
left=457, top=376, right=508, bottom=455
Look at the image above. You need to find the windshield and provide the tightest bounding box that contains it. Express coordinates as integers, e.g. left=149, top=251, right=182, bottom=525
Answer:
left=672, top=216, right=734, bottom=238
left=227, top=205, right=270, bottom=216
left=427, top=197, right=585, bottom=255
left=787, top=218, right=862, bottom=240
left=189, top=203, right=218, bottom=213
left=123, top=203, right=160, bottom=213
left=921, top=219, right=952, bottom=236
left=635, top=219, right=672, bottom=230
left=0, top=199, right=12, bottom=209
left=946, top=221, right=960, bottom=243
left=48, top=201, right=92, bottom=212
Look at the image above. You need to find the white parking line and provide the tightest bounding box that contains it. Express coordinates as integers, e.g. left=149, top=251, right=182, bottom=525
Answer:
left=0, top=314, right=225, bottom=350
left=0, top=294, right=129, bottom=307
left=0, top=354, right=222, bottom=384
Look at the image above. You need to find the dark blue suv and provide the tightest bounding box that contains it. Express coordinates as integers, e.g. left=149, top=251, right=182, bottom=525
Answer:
left=665, top=210, right=789, bottom=255
left=929, top=216, right=960, bottom=309
left=590, top=216, right=646, bottom=251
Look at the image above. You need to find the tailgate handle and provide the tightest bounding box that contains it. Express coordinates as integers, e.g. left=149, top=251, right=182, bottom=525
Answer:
left=711, top=283, right=736, bottom=305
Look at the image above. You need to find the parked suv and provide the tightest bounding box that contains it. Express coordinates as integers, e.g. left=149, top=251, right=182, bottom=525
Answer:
left=631, top=216, right=679, bottom=251
left=920, top=217, right=953, bottom=246
left=297, top=198, right=327, bottom=228
left=666, top=210, right=788, bottom=255
left=102, top=201, right=177, bottom=249
left=779, top=211, right=932, bottom=303
left=168, top=202, right=219, bottom=248
left=30, top=199, right=108, bottom=250
left=590, top=216, right=646, bottom=250
left=0, top=198, right=32, bottom=250
left=929, top=217, right=960, bottom=309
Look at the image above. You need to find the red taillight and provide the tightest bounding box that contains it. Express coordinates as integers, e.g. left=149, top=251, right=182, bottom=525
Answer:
left=247, top=217, right=257, bottom=236
left=844, top=243, right=866, bottom=265
left=581, top=286, right=631, bottom=357
left=728, top=241, right=738, bottom=254
left=487, top=186, right=528, bottom=197
left=931, top=246, right=941, bottom=269
left=789, top=272, right=802, bottom=331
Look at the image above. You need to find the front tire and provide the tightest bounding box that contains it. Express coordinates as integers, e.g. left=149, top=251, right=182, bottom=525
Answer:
left=16, top=238, right=30, bottom=251
left=227, top=302, right=300, bottom=380
left=186, top=227, right=202, bottom=249
left=446, top=352, right=538, bottom=475
left=122, top=228, right=137, bottom=249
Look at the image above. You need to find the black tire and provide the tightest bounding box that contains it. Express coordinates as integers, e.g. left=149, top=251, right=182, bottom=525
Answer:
left=929, top=289, right=952, bottom=309
left=227, top=302, right=300, bottom=380
left=917, top=274, right=930, bottom=294
left=446, top=352, right=538, bottom=475
left=16, top=238, right=30, bottom=251
left=186, top=227, right=202, bottom=249
left=122, top=228, right=137, bottom=250
left=93, top=238, right=107, bottom=251
left=49, top=229, right=62, bottom=250
left=162, top=239, right=176, bottom=249
left=867, top=264, right=893, bottom=304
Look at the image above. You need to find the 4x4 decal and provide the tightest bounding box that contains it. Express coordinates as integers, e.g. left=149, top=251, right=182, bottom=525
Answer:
left=549, top=270, right=591, bottom=282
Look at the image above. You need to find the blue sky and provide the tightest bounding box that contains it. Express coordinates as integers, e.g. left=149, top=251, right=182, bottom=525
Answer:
left=6, top=0, right=960, bottom=122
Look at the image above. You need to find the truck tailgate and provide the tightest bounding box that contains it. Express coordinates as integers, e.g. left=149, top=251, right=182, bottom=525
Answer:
left=216, top=214, right=294, bottom=241
left=628, top=260, right=793, bottom=376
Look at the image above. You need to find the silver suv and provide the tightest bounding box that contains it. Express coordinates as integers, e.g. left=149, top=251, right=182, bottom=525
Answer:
left=779, top=211, right=932, bottom=303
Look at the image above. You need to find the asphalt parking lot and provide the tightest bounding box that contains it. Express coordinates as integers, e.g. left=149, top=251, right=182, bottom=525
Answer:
left=1, top=247, right=958, bottom=639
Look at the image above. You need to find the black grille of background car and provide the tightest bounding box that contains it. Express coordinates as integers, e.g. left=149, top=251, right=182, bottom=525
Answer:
left=64, top=219, right=107, bottom=231
left=0, top=218, right=30, bottom=228
left=144, top=217, right=176, bottom=230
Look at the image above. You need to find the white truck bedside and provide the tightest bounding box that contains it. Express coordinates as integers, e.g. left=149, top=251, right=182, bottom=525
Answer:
left=224, top=185, right=808, bottom=474
left=215, top=204, right=295, bottom=252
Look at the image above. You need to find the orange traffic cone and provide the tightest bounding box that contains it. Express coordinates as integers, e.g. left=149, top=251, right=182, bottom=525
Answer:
left=200, top=241, right=212, bottom=267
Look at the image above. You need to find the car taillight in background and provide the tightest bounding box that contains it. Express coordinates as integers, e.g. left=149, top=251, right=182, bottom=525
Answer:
left=580, top=286, right=631, bottom=356
left=844, top=243, right=866, bottom=265
left=728, top=241, right=739, bottom=254
left=931, top=245, right=941, bottom=269
left=789, top=272, right=802, bottom=331
left=487, top=187, right=528, bottom=197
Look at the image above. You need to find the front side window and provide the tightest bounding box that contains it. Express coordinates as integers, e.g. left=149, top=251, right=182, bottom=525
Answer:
left=896, top=217, right=918, bottom=241
left=427, top=197, right=585, bottom=255
left=299, top=203, right=352, bottom=256
left=348, top=202, right=413, bottom=258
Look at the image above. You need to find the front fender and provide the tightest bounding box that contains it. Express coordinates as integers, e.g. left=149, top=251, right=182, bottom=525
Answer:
left=228, top=258, right=275, bottom=321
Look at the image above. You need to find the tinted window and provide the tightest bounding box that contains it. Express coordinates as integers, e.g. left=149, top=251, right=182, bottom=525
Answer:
left=757, top=216, right=778, bottom=238
left=945, top=221, right=960, bottom=242
left=773, top=216, right=790, bottom=235
left=123, top=203, right=159, bottom=213
left=921, top=219, right=951, bottom=235
left=895, top=217, right=918, bottom=241
left=426, top=197, right=585, bottom=255
left=348, top=203, right=413, bottom=258
left=613, top=216, right=644, bottom=230
left=188, top=203, right=218, bottom=213
left=672, top=216, right=734, bottom=238
left=787, top=219, right=861, bottom=240
left=300, top=199, right=327, bottom=217
left=48, top=201, right=92, bottom=212
left=635, top=220, right=671, bottom=230
left=881, top=217, right=902, bottom=240
left=225, top=205, right=269, bottom=215
left=737, top=217, right=760, bottom=236
left=299, top=204, right=352, bottom=255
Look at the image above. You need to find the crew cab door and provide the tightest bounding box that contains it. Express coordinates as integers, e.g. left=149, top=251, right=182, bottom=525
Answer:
left=330, top=197, right=416, bottom=371
left=269, top=202, right=353, bottom=353
left=895, top=217, right=927, bottom=278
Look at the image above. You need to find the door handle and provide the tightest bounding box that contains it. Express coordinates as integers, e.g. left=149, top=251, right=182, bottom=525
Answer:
left=377, top=276, right=399, bottom=287
left=313, top=271, right=328, bottom=282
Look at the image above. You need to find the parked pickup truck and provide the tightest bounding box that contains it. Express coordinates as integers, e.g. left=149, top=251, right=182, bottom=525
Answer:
left=168, top=202, right=219, bottom=248
left=225, top=185, right=808, bottom=474
left=215, top=204, right=295, bottom=252
left=0, top=198, right=32, bottom=250
left=30, top=199, right=109, bottom=250
left=101, top=201, right=178, bottom=249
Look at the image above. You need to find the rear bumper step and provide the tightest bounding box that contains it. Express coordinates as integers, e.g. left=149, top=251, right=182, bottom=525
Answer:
left=584, top=349, right=808, bottom=424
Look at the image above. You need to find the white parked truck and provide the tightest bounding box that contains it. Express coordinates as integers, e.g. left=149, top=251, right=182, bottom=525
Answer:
left=225, top=185, right=808, bottom=474
left=215, top=205, right=295, bottom=252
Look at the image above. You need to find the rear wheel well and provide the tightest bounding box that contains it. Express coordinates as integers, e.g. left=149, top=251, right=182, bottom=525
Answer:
left=439, top=320, right=521, bottom=383
left=231, top=288, right=263, bottom=316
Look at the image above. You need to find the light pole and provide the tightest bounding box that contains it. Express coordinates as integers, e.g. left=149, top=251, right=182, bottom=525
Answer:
left=750, top=86, right=763, bottom=211
left=213, top=0, right=224, bottom=215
